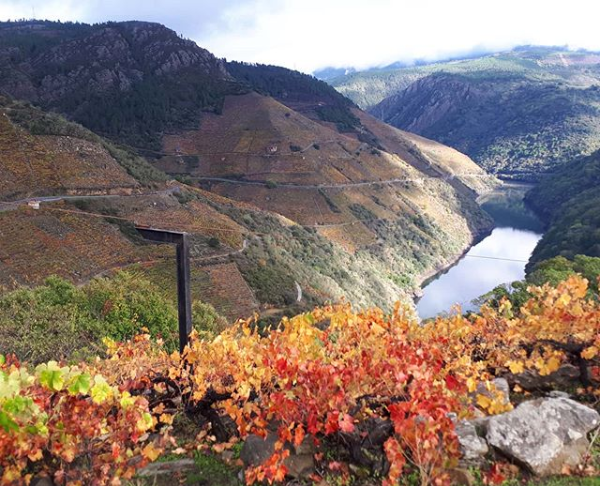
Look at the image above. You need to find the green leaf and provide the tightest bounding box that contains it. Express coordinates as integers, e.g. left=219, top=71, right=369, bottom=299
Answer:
left=90, top=376, right=113, bottom=404
left=0, top=410, right=18, bottom=433
left=0, top=355, right=5, bottom=366
left=68, top=373, right=91, bottom=395
left=37, top=361, right=65, bottom=392
left=3, top=396, right=32, bottom=415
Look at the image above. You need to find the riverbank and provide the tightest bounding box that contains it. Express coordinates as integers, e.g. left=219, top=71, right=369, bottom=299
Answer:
left=415, top=184, right=544, bottom=318
left=412, top=225, right=493, bottom=300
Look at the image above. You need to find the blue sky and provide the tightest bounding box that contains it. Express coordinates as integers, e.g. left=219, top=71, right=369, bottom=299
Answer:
left=2, top=0, right=600, bottom=73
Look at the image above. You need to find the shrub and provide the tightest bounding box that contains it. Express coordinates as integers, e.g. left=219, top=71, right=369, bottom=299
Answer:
left=0, top=355, right=168, bottom=484
left=208, top=236, right=221, bottom=248
left=192, top=301, right=228, bottom=338
left=0, top=272, right=227, bottom=363
left=2, top=276, right=600, bottom=485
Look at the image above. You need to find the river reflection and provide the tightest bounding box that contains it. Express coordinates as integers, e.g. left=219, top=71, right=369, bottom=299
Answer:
left=416, top=184, right=543, bottom=319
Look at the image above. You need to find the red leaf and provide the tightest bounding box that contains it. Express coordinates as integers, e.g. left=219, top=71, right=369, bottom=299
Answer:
left=339, top=413, right=355, bottom=433
left=484, top=463, right=506, bottom=485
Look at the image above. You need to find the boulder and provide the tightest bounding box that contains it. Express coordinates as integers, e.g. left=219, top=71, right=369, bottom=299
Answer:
left=510, top=364, right=580, bottom=391
left=240, top=434, right=279, bottom=468
left=30, top=478, right=54, bottom=486
left=486, top=397, right=600, bottom=476
left=138, top=458, right=196, bottom=477
left=473, top=378, right=510, bottom=408
left=455, top=420, right=489, bottom=465
left=240, top=433, right=315, bottom=479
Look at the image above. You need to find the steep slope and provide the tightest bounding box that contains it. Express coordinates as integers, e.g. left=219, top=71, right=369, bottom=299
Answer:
left=526, top=149, right=600, bottom=266
left=154, top=90, right=496, bottom=302
left=0, top=96, right=165, bottom=200
left=330, top=47, right=600, bottom=179
left=0, top=98, right=258, bottom=318
left=0, top=20, right=498, bottom=316
left=331, top=46, right=600, bottom=109
left=0, top=20, right=241, bottom=150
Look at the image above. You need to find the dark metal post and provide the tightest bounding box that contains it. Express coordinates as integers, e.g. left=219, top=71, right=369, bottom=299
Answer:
left=175, top=234, right=192, bottom=352
left=135, top=226, right=192, bottom=352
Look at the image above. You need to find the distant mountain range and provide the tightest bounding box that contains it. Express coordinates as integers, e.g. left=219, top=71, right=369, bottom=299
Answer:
left=0, top=20, right=496, bottom=317
left=327, top=46, right=600, bottom=179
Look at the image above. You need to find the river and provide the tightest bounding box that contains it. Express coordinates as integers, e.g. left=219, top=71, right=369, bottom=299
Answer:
left=416, top=184, right=544, bottom=319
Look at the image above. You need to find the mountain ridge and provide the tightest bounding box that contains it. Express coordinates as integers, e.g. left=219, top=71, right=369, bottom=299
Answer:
left=328, top=46, right=600, bottom=179
left=0, top=19, right=497, bottom=318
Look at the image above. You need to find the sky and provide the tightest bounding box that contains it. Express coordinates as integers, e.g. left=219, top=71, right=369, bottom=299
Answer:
left=1, top=0, right=600, bottom=73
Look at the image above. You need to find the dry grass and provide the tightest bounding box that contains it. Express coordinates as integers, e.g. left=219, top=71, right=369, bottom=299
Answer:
left=0, top=114, right=137, bottom=200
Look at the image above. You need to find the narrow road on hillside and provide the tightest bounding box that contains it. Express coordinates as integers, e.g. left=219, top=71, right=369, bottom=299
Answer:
left=192, top=173, right=494, bottom=189
left=0, top=187, right=180, bottom=212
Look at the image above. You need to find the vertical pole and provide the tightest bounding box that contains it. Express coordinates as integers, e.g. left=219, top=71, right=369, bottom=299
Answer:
left=176, top=234, right=193, bottom=352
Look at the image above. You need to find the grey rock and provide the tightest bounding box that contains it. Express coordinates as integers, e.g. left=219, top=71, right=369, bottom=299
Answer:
left=138, top=458, right=196, bottom=477
left=240, top=433, right=315, bottom=479
left=240, top=434, right=280, bottom=467
left=486, top=397, right=600, bottom=476
left=511, top=364, right=580, bottom=391
left=455, top=420, right=489, bottom=465
left=30, top=478, right=54, bottom=486
left=285, top=453, right=316, bottom=478
left=473, top=378, right=510, bottom=408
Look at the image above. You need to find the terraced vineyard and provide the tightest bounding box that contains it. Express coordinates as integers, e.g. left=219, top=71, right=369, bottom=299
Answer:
left=0, top=205, right=164, bottom=286
left=0, top=20, right=502, bottom=319
left=0, top=111, right=137, bottom=200
left=131, top=260, right=258, bottom=322
left=156, top=93, right=496, bottom=258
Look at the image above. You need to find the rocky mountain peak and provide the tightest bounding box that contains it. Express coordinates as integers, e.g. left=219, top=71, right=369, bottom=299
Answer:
left=0, top=20, right=230, bottom=104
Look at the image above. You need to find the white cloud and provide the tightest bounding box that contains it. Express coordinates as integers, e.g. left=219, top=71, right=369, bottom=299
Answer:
left=2, top=0, right=600, bottom=73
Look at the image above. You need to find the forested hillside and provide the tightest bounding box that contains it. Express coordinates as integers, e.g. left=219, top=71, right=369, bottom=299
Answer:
left=0, top=20, right=499, bottom=320
left=329, top=47, right=600, bottom=179
left=526, top=149, right=600, bottom=265
left=227, top=61, right=361, bottom=131
left=0, top=20, right=243, bottom=150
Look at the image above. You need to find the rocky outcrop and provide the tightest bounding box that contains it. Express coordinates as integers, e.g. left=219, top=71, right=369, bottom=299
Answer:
left=456, top=420, right=489, bottom=466
left=240, top=433, right=315, bottom=479
left=484, top=397, right=599, bottom=476
left=370, top=73, right=480, bottom=138
left=509, top=364, right=581, bottom=392
left=0, top=20, right=231, bottom=117
left=4, top=21, right=229, bottom=105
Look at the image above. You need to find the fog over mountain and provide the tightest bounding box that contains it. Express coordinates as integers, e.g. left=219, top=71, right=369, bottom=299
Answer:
left=2, top=0, right=600, bottom=73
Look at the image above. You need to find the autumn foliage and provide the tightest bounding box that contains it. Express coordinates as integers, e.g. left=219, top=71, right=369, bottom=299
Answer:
left=0, top=345, right=171, bottom=485
left=1, top=275, right=599, bottom=485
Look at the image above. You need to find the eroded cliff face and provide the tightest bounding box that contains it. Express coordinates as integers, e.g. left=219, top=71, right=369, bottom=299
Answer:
left=370, top=74, right=478, bottom=137
left=1, top=21, right=229, bottom=103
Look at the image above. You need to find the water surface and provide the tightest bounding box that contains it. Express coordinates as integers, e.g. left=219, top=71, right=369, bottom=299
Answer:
left=416, top=184, right=543, bottom=319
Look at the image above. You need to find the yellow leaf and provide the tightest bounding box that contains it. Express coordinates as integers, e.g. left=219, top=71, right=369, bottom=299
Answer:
left=582, top=346, right=598, bottom=360
left=137, top=412, right=154, bottom=432
left=142, top=443, right=162, bottom=462
left=476, top=394, right=491, bottom=409
left=507, top=360, right=524, bottom=374
left=538, top=356, right=561, bottom=376
left=159, top=413, right=174, bottom=425
left=90, top=375, right=113, bottom=404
